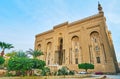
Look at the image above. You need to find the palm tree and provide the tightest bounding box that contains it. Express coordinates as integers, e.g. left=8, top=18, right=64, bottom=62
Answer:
left=27, top=49, right=43, bottom=59
left=0, top=41, right=14, bottom=57
left=15, top=51, right=28, bottom=58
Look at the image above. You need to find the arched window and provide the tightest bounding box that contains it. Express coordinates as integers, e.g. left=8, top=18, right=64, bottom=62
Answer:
left=90, top=31, right=99, bottom=43
left=46, top=42, right=52, bottom=65
left=37, top=44, right=41, bottom=50
left=72, top=36, right=79, bottom=53
left=90, top=31, right=100, bottom=52
left=71, top=36, right=80, bottom=64
left=47, top=42, right=52, bottom=50
left=90, top=31, right=101, bottom=63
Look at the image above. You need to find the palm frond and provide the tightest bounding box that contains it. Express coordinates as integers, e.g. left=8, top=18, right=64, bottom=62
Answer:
left=0, top=41, right=14, bottom=49
left=27, top=49, right=43, bottom=58
left=15, top=51, right=28, bottom=57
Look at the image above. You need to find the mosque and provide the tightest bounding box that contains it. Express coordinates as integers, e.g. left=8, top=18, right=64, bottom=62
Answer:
left=35, top=3, right=119, bottom=73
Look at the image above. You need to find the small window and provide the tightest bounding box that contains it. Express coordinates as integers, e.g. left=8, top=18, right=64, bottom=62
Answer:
left=75, top=58, right=78, bottom=64
left=96, top=57, right=100, bottom=63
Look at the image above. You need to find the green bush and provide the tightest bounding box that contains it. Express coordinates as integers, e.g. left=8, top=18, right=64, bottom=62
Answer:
left=0, top=56, right=5, bottom=65
left=7, top=57, right=33, bottom=76
left=57, top=66, right=69, bottom=76
left=41, top=67, right=50, bottom=76
left=7, top=57, right=46, bottom=76
left=31, top=59, right=46, bottom=69
left=69, top=70, right=75, bottom=75
left=78, top=63, right=94, bottom=72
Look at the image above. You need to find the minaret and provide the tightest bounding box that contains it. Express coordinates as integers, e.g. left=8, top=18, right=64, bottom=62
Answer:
left=98, top=2, right=103, bottom=13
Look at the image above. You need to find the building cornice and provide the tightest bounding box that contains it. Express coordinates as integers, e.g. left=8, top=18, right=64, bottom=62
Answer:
left=53, top=22, right=68, bottom=29
left=68, top=13, right=104, bottom=27
left=36, top=30, right=53, bottom=37
left=36, top=13, right=104, bottom=37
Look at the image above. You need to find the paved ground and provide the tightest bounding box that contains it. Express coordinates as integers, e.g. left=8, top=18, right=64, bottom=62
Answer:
left=91, top=73, right=120, bottom=79
left=106, top=74, right=120, bottom=79
left=0, top=73, right=120, bottom=79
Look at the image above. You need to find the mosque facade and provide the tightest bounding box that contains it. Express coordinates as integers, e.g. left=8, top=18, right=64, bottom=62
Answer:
left=35, top=3, right=119, bottom=73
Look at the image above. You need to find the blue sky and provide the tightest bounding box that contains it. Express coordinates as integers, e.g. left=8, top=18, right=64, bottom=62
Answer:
left=0, top=0, right=120, bottom=62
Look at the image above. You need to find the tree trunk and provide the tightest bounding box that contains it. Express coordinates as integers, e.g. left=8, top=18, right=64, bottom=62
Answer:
left=1, top=50, right=4, bottom=57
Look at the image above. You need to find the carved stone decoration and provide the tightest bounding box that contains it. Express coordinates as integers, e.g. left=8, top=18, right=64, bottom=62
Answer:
left=46, top=42, right=52, bottom=65
left=90, top=31, right=101, bottom=63
left=71, top=36, right=80, bottom=64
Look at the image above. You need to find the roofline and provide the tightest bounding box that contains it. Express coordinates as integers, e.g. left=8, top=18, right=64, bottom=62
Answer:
left=69, top=13, right=104, bottom=26
left=36, top=13, right=104, bottom=37
left=53, top=22, right=68, bottom=29
left=36, top=30, right=53, bottom=37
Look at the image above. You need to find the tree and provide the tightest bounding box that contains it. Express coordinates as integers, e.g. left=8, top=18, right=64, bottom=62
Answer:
left=7, top=51, right=32, bottom=76
left=4, top=51, right=27, bottom=68
left=78, top=63, right=94, bottom=72
left=5, top=51, right=27, bottom=58
left=15, top=51, right=28, bottom=58
left=7, top=57, right=33, bottom=76
left=4, top=51, right=17, bottom=68
left=27, top=49, right=43, bottom=59
left=31, top=59, right=46, bottom=69
left=6, top=49, right=46, bottom=76
left=7, top=56, right=46, bottom=76
left=0, top=56, right=5, bottom=65
left=0, top=41, right=14, bottom=56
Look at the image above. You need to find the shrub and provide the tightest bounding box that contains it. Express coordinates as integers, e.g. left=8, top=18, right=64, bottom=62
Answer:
left=57, top=66, right=69, bottom=76
left=0, top=56, right=5, bottom=65
left=69, top=70, right=75, bottom=75
left=7, top=56, right=46, bottom=76
left=7, top=57, right=33, bottom=76
left=41, top=67, right=50, bottom=76
left=31, top=59, right=46, bottom=69
left=78, top=63, right=94, bottom=72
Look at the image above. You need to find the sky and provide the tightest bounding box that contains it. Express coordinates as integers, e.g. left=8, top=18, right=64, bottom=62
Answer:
left=0, top=0, right=120, bottom=62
